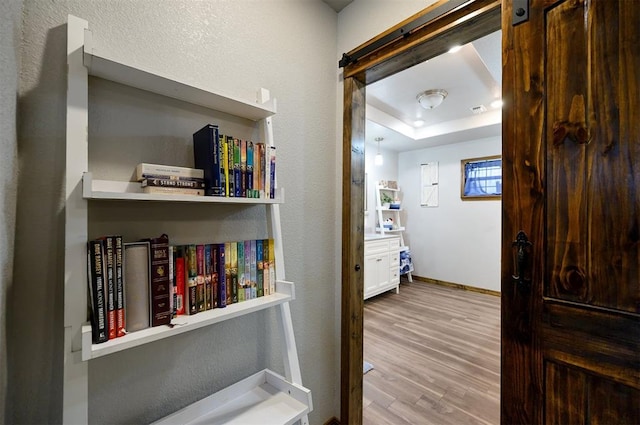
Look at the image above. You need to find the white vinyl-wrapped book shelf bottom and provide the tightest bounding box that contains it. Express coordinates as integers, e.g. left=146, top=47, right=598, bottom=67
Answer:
left=152, top=369, right=312, bottom=425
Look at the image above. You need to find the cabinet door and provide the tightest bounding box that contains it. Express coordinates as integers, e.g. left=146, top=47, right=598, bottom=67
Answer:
left=364, top=252, right=389, bottom=298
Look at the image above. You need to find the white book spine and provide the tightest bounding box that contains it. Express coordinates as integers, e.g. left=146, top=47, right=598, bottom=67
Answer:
left=135, top=163, right=204, bottom=181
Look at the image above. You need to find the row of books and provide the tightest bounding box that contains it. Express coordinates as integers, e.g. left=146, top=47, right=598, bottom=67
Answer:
left=87, top=234, right=276, bottom=344
left=193, top=124, right=276, bottom=198
left=171, top=239, right=276, bottom=318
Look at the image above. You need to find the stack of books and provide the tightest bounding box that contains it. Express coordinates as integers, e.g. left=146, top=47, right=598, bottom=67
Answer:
left=135, top=163, right=205, bottom=196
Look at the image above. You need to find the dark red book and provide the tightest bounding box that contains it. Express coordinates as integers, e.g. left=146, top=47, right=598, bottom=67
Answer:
left=145, top=234, right=172, bottom=326
left=174, top=246, right=186, bottom=316
left=99, top=236, right=117, bottom=339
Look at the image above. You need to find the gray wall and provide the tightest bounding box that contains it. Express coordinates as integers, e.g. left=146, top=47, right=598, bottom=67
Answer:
left=10, top=1, right=339, bottom=423
left=0, top=0, right=22, bottom=422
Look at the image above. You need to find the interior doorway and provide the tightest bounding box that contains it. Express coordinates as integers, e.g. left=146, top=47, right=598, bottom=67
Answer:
left=340, top=1, right=502, bottom=423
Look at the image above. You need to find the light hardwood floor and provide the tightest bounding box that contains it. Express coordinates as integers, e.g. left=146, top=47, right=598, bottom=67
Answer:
left=363, top=280, right=500, bottom=425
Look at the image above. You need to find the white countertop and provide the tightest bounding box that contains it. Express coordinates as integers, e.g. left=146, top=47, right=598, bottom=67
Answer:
left=365, top=233, right=401, bottom=241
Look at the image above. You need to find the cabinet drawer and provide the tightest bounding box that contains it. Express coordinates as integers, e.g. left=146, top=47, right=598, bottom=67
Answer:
left=365, top=240, right=389, bottom=255
left=390, top=268, right=400, bottom=284
left=389, top=251, right=399, bottom=265
left=388, top=238, right=400, bottom=250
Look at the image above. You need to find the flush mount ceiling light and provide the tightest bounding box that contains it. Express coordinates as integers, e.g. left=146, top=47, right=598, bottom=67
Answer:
left=417, top=89, right=448, bottom=110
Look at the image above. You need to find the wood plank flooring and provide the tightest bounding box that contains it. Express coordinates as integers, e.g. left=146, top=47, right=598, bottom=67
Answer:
left=363, top=281, right=500, bottom=425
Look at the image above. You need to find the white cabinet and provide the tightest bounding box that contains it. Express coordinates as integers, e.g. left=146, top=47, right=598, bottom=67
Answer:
left=64, top=15, right=311, bottom=425
left=364, top=235, right=400, bottom=300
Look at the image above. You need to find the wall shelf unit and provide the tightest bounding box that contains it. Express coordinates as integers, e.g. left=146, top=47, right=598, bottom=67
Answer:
left=64, top=15, right=310, bottom=425
left=375, top=184, right=413, bottom=282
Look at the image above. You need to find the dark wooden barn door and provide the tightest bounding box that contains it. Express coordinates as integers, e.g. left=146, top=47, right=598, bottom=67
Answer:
left=501, top=0, right=640, bottom=423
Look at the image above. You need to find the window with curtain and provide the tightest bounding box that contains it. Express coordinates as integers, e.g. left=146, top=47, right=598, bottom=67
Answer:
left=461, top=155, right=502, bottom=200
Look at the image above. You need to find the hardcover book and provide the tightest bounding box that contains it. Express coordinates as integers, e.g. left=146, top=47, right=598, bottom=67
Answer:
left=186, top=244, right=198, bottom=315
left=193, top=124, right=223, bottom=196
left=230, top=241, right=238, bottom=304
left=226, top=135, right=235, bottom=197
left=244, top=240, right=251, bottom=300
left=269, top=146, right=276, bottom=199
left=256, top=239, right=264, bottom=297
left=218, top=133, right=227, bottom=197
left=99, top=236, right=117, bottom=339
left=87, top=239, right=108, bottom=344
left=173, top=245, right=186, bottom=316
left=113, top=235, right=125, bottom=337
left=256, top=143, right=265, bottom=198
left=204, top=244, right=212, bottom=310
left=233, top=138, right=241, bottom=198
left=145, top=234, right=172, bottom=327
left=250, top=239, right=257, bottom=299
left=268, top=238, right=276, bottom=294
left=123, top=241, right=151, bottom=333
left=237, top=241, right=245, bottom=302
left=217, top=243, right=226, bottom=308
left=247, top=141, right=254, bottom=198
left=142, top=186, right=204, bottom=196
left=196, top=244, right=206, bottom=312
left=263, top=238, right=270, bottom=297
left=168, top=244, right=174, bottom=316
left=240, top=139, right=247, bottom=198
left=135, top=163, right=204, bottom=181
left=225, top=241, right=232, bottom=305
left=211, top=244, right=219, bottom=308
left=141, top=177, right=205, bottom=189
left=263, top=144, right=270, bottom=199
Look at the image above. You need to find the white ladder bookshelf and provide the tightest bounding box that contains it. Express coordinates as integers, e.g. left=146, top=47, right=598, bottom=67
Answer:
left=64, top=15, right=311, bottom=424
left=375, top=184, right=413, bottom=282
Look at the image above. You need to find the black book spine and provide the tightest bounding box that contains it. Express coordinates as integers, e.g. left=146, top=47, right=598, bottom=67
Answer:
left=192, top=124, right=221, bottom=196
left=87, top=240, right=109, bottom=343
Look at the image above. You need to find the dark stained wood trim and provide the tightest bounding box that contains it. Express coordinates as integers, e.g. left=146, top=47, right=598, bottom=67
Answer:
left=413, top=275, right=501, bottom=297
left=341, top=2, right=502, bottom=423
left=323, top=417, right=340, bottom=425
left=341, top=76, right=366, bottom=425
left=343, top=0, right=501, bottom=85
left=500, top=0, right=545, bottom=423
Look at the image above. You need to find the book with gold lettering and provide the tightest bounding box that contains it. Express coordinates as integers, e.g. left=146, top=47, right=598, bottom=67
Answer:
left=145, top=234, right=171, bottom=326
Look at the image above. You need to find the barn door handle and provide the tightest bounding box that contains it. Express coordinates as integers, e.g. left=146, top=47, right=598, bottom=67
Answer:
left=512, top=231, right=532, bottom=286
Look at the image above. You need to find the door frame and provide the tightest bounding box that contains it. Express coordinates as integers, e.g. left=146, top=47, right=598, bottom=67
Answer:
left=340, top=1, right=502, bottom=423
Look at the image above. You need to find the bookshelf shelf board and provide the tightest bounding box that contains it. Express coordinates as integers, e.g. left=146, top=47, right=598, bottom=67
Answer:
left=82, top=172, right=284, bottom=204
left=81, top=281, right=294, bottom=360
left=375, top=227, right=406, bottom=233
left=376, top=207, right=404, bottom=212
left=83, top=36, right=275, bottom=121
left=152, top=369, right=312, bottom=425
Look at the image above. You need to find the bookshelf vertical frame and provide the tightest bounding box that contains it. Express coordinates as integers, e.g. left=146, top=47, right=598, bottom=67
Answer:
left=64, top=15, right=310, bottom=424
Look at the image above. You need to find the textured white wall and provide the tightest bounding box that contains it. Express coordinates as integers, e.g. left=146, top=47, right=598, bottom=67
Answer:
left=12, top=1, right=339, bottom=423
left=398, top=137, right=502, bottom=291
left=0, top=0, right=21, bottom=422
